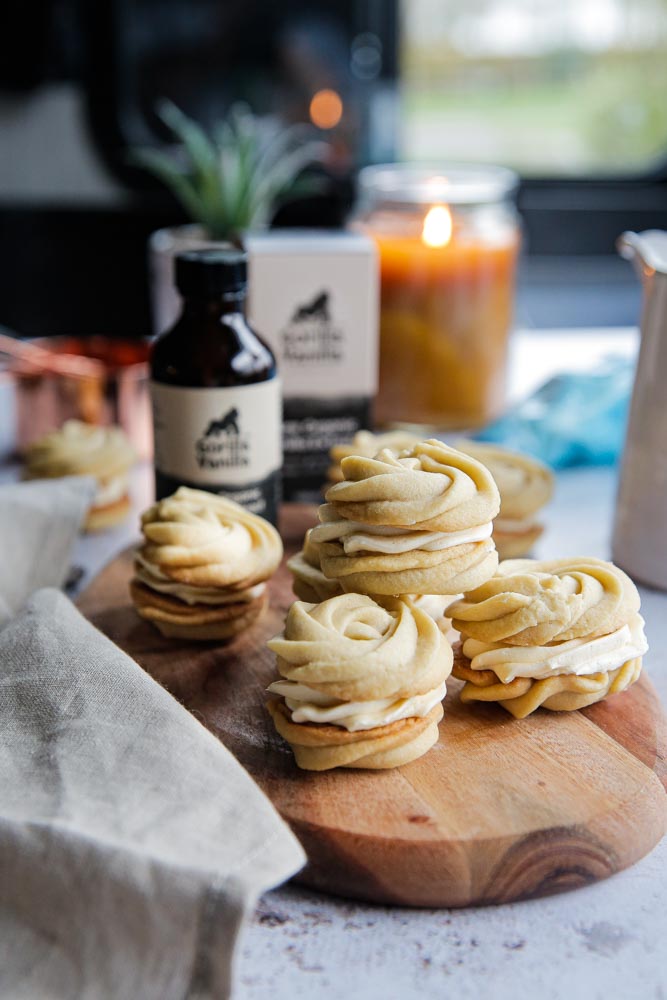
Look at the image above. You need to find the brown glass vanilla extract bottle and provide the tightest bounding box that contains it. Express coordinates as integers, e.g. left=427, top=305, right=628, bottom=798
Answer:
left=150, top=249, right=282, bottom=525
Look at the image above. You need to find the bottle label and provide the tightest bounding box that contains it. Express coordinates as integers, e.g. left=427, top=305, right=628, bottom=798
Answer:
left=281, top=396, right=372, bottom=498
left=151, top=378, right=282, bottom=523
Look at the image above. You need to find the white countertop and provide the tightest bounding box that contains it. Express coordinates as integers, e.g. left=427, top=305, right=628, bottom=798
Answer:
left=5, top=327, right=664, bottom=1000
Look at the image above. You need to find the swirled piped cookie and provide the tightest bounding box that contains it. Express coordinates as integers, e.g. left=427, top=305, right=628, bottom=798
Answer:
left=24, top=419, right=136, bottom=532
left=288, top=531, right=457, bottom=634
left=287, top=529, right=344, bottom=604
left=448, top=557, right=648, bottom=718
left=455, top=440, right=554, bottom=559
left=266, top=593, right=452, bottom=770
left=327, top=429, right=420, bottom=485
left=130, top=487, right=282, bottom=641
left=313, top=439, right=500, bottom=596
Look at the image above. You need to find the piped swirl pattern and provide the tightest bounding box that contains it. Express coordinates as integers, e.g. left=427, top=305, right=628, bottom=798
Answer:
left=447, top=557, right=640, bottom=646
left=138, top=487, right=282, bottom=589
left=449, top=557, right=646, bottom=717
left=266, top=592, right=452, bottom=770
left=316, top=440, right=500, bottom=595
left=268, top=592, right=452, bottom=702
left=326, top=439, right=500, bottom=531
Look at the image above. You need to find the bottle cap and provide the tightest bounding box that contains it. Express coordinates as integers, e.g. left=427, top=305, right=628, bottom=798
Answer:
left=175, top=248, right=247, bottom=298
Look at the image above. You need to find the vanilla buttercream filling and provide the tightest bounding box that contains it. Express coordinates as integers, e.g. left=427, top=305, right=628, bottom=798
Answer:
left=267, top=679, right=448, bottom=732
left=310, top=517, right=493, bottom=555
left=94, top=473, right=129, bottom=508
left=462, top=613, right=647, bottom=683
left=134, top=552, right=265, bottom=606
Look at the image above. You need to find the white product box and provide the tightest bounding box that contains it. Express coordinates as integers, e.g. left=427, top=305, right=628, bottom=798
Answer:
left=245, top=231, right=379, bottom=496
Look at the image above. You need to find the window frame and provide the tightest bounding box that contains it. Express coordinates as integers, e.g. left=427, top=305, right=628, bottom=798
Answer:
left=518, top=168, right=667, bottom=254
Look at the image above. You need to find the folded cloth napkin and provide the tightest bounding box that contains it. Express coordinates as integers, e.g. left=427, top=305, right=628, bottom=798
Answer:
left=0, top=475, right=96, bottom=625
left=0, top=479, right=305, bottom=1000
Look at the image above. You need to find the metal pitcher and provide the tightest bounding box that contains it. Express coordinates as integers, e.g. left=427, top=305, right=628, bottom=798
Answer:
left=613, top=230, right=667, bottom=589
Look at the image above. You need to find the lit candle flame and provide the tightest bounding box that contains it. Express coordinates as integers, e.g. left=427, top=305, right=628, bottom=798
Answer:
left=422, top=205, right=453, bottom=248
left=309, top=89, right=343, bottom=130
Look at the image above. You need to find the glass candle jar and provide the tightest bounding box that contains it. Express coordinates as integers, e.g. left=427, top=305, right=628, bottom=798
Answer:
left=354, top=164, right=520, bottom=430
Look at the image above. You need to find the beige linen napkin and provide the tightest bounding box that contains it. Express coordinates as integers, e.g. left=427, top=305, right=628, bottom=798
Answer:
left=0, top=475, right=96, bottom=624
left=0, top=479, right=305, bottom=1000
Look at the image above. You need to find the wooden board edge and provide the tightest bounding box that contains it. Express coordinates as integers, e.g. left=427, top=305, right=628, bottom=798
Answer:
left=285, top=767, right=667, bottom=908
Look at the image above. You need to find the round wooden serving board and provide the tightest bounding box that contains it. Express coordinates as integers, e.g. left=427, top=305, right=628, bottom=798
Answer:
left=77, top=504, right=667, bottom=908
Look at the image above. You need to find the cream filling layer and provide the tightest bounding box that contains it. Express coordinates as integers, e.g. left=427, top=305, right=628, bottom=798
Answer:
left=462, top=613, right=648, bottom=683
left=311, top=517, right=493, bottom=555
left=134, top=552, right=265, bottom=606
left=267, top=679, right=448, bottom=732
left=94, top=473, right=129, bottom=508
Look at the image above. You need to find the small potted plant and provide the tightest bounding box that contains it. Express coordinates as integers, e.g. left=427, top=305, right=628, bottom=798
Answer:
left=135, top=101, right=325, bottom=333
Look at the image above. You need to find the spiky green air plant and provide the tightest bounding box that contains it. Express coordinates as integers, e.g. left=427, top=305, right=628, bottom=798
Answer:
left=133, top=101, right=327, bottom=243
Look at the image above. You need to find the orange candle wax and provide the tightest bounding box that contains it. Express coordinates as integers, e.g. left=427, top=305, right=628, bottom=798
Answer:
left=356, top=165, right=520, bottom=431
left=376, top=221, right=519, bottom=428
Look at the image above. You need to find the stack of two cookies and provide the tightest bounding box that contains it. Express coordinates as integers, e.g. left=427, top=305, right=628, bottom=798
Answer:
left=267, top=440, right=503, bottom=770
left=266, top=593, right=451, bottom=770
left=288, top=438, right=503, bottom=624
left=130, top=487, right=282, bottom=641
left=325, top=428, right=555, bottom=560
left=450, top=556, right=648, bottom=718
left=24, top=420, right=136, bottom=532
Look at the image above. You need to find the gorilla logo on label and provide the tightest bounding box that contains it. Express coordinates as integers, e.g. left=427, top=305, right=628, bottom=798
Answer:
left=203, top=407, right=240, bottom=438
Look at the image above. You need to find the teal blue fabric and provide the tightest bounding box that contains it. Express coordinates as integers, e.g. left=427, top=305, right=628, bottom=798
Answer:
left=476, top=358, right=633, bottom=469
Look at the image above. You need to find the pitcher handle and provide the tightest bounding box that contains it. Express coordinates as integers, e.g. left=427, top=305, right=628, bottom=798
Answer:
left=617, top=229, right=667, bottom=282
